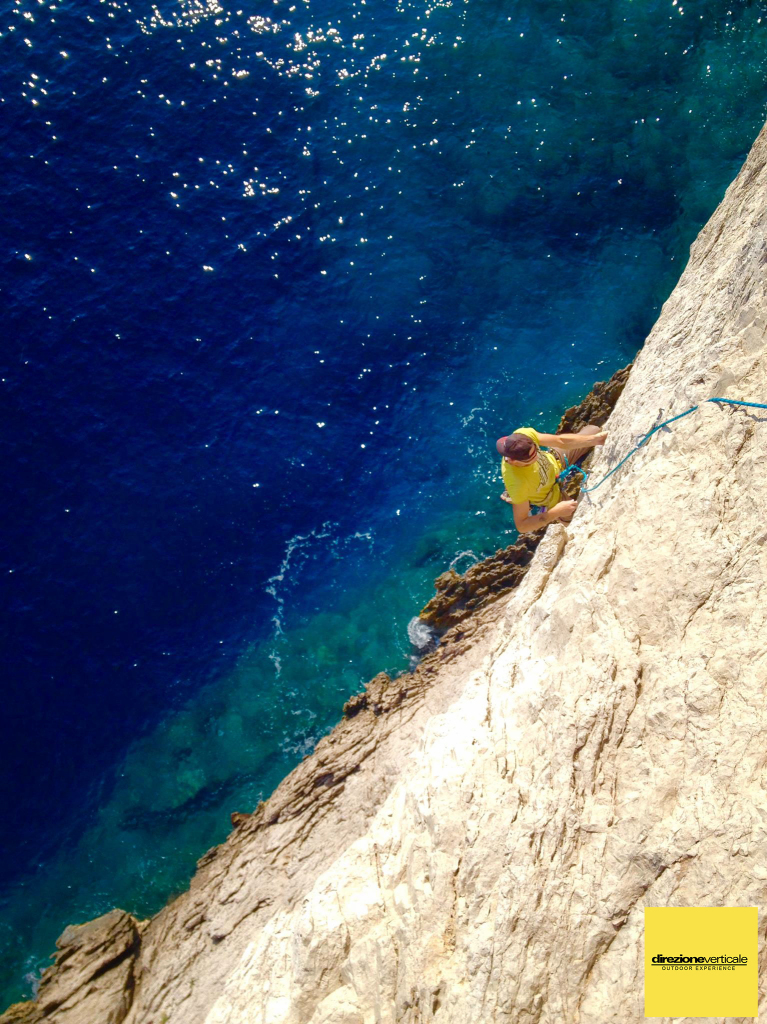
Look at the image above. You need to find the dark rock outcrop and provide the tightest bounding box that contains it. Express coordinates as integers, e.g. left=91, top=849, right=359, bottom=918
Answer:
left=0, top=1002, right=43, bottom=1023
left=2, top=911, right=144, bottom=1024
left=419, top=534, right=539, bottom=632
left=556, top=363, right=632, bottom=434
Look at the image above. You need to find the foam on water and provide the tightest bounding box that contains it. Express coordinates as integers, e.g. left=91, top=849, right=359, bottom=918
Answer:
left=407, top=615, right=438, bottom=653
left=449, top=550, right=479, bottom=573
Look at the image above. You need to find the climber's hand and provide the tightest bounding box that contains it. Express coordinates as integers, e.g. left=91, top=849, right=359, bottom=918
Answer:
left=550, top=499, right=578, bottom=521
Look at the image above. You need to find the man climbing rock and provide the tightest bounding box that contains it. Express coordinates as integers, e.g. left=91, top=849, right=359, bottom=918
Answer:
left=497, top=425, right=607, bottom=534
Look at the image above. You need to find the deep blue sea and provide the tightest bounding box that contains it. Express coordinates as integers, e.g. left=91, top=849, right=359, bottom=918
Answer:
left=2, top=0, right=767, bottom=1005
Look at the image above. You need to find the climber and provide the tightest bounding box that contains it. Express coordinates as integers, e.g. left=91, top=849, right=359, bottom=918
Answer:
left=496, top=425, right=607, bottom=534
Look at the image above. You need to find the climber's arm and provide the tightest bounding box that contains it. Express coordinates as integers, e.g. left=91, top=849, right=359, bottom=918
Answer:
left=507, top=498, right=578, bottom=533
left=537, top=431, right=607, bottom=451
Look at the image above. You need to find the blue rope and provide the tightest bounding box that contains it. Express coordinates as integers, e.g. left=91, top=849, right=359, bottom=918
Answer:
left=554, top=397, right=767, bottom=495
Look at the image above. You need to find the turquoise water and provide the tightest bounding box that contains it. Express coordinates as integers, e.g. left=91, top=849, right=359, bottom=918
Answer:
left=3, top=0, right=767, bottom=1006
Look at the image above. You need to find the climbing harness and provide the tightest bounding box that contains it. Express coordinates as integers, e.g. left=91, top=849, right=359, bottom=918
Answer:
left=554, top=397, right=767, bottom=495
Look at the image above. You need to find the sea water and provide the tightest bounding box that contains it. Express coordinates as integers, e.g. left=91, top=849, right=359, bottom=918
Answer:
left=2, top=0, right=767, bottom=1005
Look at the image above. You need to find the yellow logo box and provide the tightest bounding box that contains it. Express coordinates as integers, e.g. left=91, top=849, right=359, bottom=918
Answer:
left=644, top=906, right=758, bottom=1018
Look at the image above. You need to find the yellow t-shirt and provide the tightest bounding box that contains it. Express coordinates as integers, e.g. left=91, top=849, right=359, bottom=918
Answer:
left=500, top=427, right=562, bottom=509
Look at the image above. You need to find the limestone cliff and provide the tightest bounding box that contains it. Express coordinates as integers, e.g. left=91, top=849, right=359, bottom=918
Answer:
left=5, top=120, right=767, bottom=1024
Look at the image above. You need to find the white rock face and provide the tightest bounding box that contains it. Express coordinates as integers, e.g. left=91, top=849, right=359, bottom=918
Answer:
left=6, top=123, right=767, bottom=1024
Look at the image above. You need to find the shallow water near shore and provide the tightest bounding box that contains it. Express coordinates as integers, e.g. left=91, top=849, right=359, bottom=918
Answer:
left=3, top=0, right=767, bottom=1005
